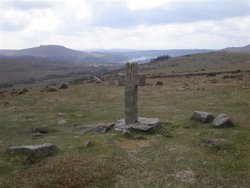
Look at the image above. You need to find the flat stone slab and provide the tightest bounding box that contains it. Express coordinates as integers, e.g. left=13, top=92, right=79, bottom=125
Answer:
left=114, top=117, right=160, bottom=132
left=77, top=124, right=114, bottom=134
left=192, top=111, right=214, bottom=123
left=212, top=113, right=234, bottom=128
left=7, top=143, right=58, bottom=161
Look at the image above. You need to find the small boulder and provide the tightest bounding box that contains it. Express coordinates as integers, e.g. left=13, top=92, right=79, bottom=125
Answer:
left=41, top=87, right=58, bottom=92
left=80, top=141, right=94, bottom=149
left=80, top=124, right=114, bottom=134
left=192, top=111, right=214, bottom=123
left=18, top=88, right=29, bottom=95
left=155, top=81, right=163, bottom=86
left=57, top=119, right=67, bottom=125
left=114, top=117, right=160, bottom=133
left=33, top=127, right=49, bottom=134
left=32, top=126, right=56, bottom=134
left=212, top=113, right=234, bottom=128
left=201, top=138, right=231, bottom=150
left=59, top=84, right=68, bottom=89
left=7, top=143, right=58, bottom=162
left=114, top=128, right=132, bottom=137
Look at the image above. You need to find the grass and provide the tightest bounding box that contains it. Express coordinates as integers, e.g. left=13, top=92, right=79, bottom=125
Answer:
left=0, top=73, right=250, bottom=187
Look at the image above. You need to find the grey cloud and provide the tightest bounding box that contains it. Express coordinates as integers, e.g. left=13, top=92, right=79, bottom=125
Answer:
left=0, top=22, right=26, bottom=31
left=2, top=0, right=51, bottom=10
left=86, top=0, right=250, bottom=28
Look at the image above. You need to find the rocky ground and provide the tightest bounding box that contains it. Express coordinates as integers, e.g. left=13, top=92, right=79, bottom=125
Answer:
left=0, top=70, right=249, bottom=187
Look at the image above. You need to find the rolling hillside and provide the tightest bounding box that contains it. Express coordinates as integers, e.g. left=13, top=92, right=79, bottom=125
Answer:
left=222, top=44, right=250, bottom=52
left=0, top=56, right=119, bottom=88
left=0, top=45, right=110, bottom=63
left=139, top=51, right=250, bottom=76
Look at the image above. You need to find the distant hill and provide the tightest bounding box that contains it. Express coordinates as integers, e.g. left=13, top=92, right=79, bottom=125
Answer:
left=0, top=45, right=213, bottom=64
left=0, top=55, right=120, bottom=88
left=96, top=49, right=212, bottom=63
left=0, top=45, right=112, bottom=63
left=139, top=51, right=250, bottom=76
left=222, top=44, right=250, bottom=52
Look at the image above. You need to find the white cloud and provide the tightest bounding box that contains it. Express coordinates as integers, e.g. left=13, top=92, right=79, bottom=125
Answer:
left=26, top=9, right=62, bottom=33
left=0, top=0, right=249, bottom=49
left=126, top=0, right=169, bottom=10
left=0, top=8, right=30, bottom=30
left=64, top=0, right=92, bottom=20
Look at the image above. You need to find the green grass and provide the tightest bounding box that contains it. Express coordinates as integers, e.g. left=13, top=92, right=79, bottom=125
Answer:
left=0, top=74, right=250, bottom=187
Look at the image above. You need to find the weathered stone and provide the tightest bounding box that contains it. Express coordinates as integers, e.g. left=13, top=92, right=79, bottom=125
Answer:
left=125, top=63, right=138, bottom=124
left=201, top=138, right=231, bottom=150
left=80, top=124, right=114, bottom=134
left=80, top=141, right=94, bottom=148
left=18, top=88, right=29, bottom=95
left=114, top=127, right=132, bottom=137
left=32, top=126, right=56, bottom=135
left=41, top=87, right=58, bottom=92
left=59, top=84, right=68, bottom=89
left=7, top=143, right=57, bottom=162
left=33, top=127, right=49, bottom=134
left=155, top=81, right=163, bottom=86
left=31, top=132, right=44, bottom=139
left=114, top=117, right=160, bottom=133
left=212, top=113, right=234, bottom=127
left=57, top=119, right=66, bottom=125
left=192, top=111, right=214, bottom=123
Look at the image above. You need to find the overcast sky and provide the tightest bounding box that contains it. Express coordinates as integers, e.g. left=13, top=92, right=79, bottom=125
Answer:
left=0, top=0, right=249, bottom=50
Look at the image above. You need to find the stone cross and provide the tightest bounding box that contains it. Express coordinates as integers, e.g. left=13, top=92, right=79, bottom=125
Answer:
left=125, top=63, right=139, bottom=124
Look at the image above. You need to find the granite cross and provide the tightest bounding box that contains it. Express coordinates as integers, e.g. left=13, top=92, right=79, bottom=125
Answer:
left=125, top=63, right=139, bottom=125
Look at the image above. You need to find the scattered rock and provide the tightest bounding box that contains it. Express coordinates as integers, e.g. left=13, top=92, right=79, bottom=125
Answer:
left=114, top=128, right=132, bottom=137
left=114, top=117, right=160, bottom=133
left=175, top=170, right=196, bottom=183
left=212, top=113, right=234, bottom=128
left=79, top=124, right=114, bottom=134
left=31, top=132, right=44, bottom=139
left=201, top=138, right=231, bottom=150
left=80, top=141, right=94, bottom=149
left=41, top=87, right=58, bottom=92
left=58, top=112, right=63, bottom=116
left=192, top=111, right=214, bottom=123
left=18, top=88, right=29, bottom=95
left=57, top=119, right=67, bottom=125
left=33, top=127, right=49, bottom=134
left=59, top=84, right=68, bottom=89
left=7, top=143, right=58, bottom=162
left=155, top=81, right=163, bottom=86
left=33, top=126, right=56, bottom=134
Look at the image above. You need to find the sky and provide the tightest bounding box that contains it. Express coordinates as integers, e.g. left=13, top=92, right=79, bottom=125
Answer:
left=0, top=0, right=249, bottom=50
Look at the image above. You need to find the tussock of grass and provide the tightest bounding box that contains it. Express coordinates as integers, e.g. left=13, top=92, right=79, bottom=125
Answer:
left=0, top=73, right=250, bottom=187
left=1, top=155, right=125, bottom=188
